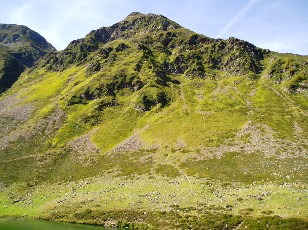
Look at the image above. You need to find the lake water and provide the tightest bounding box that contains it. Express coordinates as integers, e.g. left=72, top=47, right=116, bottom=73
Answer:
left=0, top=219, right=113, bottom=230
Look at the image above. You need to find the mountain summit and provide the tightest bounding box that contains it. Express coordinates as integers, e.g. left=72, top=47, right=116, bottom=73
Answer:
left=40, top=12, right=306, bottom=93
left=0, top=13, right=307, bottom=229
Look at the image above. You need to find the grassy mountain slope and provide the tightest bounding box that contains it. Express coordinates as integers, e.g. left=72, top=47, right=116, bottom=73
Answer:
left=0, top=13, right=307, bottom=229
left=0, top=24, right=55, bottom=93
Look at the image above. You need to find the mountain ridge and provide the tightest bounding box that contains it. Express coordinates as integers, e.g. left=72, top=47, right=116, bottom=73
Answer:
left=0, top=23, right=55, bottom=93
left=37, top=12, right=306, bottom=94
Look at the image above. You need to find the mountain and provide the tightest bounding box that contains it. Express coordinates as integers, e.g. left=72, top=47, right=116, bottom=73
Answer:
left=0, top=24, right=55, bottom=93
left=0, top=13, right=307, bottom=229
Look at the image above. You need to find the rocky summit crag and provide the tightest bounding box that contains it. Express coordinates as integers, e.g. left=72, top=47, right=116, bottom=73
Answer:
left=0, top=13, right=307, bottom=229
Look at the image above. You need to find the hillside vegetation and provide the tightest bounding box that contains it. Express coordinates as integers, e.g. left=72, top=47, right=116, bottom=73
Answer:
left=0, top=24, right=55, bottom=93
left=0, top=13, right=307, bottom=229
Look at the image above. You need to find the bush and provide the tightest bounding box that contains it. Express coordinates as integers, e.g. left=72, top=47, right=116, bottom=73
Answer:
left=135, top=87, right=170, bottom=111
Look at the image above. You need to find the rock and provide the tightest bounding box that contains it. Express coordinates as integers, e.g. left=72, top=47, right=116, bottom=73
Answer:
left=256, top=196, right=263, bottom=201
left=115, top=43, right=129, bottom=52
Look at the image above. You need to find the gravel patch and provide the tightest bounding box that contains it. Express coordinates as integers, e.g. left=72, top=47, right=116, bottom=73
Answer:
left=0, top=94, right=34, bottom=121
left=67, top=130, right=100, bottom=166
left=198, top=121, right=307, bottom=160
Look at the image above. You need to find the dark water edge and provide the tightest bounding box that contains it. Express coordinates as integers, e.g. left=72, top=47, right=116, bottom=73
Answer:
left=0, top=218, right=117, bottom=230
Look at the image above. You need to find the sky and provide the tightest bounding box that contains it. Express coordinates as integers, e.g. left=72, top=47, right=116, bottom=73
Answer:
left=0, top=0, right=307, bottom=55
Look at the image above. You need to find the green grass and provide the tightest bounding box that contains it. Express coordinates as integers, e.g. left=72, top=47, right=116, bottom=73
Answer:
left=141, top=107, right=247, bottom=148
left=91, top=108, right=140, bottom=153
left=52, top=102, right=98, bottom=147
left=155, top=164, right=180, bottom=178
left=1, top=175, right=307, bottom=228
left=21, top=68, right=76, bottom=104
left=251, top=80, right=297, bottom=139
left=180, top=152, right=307, bottom=183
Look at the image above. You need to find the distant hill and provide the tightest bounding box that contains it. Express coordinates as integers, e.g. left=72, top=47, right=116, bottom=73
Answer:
left=0, top=13, right=307, bottom=229
left=0, top=24, right=55, bottom=92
